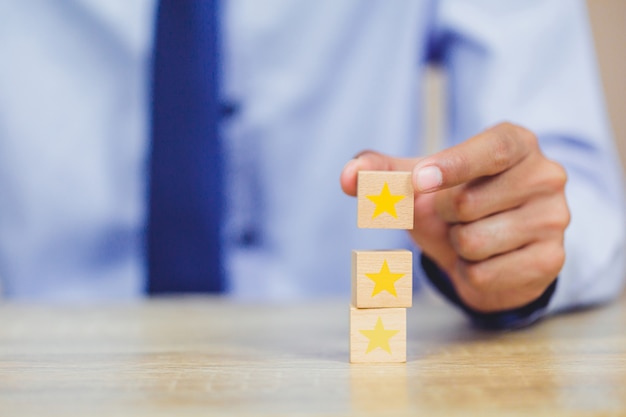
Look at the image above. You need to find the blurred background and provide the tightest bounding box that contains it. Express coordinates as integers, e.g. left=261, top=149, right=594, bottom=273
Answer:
left=424, top=0, right=626, bottom=181
left=588, top=0, right=626, bottom=172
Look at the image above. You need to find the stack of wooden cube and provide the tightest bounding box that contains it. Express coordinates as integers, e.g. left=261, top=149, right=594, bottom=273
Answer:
left=350, top=171, right=414, bottom=363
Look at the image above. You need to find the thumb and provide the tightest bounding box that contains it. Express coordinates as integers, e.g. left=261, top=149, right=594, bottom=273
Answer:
left=412, top=123, right=530, bottom=193
left=340, top=150, right=420, bottom=196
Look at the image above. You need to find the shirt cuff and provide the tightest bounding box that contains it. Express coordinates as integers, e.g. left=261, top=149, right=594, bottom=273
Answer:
left=420, top=254, right=558, bottom=330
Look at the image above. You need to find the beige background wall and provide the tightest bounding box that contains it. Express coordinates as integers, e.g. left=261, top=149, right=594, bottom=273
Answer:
left=588, top=0, right=626, bottom=170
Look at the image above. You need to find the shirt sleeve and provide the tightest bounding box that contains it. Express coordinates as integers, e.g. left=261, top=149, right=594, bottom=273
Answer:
left=424, top=0, right=626, bottom=317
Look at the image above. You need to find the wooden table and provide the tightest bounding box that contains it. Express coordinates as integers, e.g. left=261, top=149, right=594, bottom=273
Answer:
left=1, top=293, right=625, bottom=416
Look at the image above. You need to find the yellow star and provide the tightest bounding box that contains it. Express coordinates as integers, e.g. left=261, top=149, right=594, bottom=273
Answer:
left=364, top=260, right=405, bottom=297
left=359, top=317, right=400, bottom=354
left=366, top=182, right=405, bottom=219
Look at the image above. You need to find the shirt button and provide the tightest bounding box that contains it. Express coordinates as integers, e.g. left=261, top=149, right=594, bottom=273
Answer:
left=237, top=229, right=260, bottom=247
left=221, top=101, right=239, bottom=120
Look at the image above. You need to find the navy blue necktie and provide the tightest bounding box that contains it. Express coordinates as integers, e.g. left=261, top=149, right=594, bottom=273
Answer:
left=148, top=0, right=224, bottom=293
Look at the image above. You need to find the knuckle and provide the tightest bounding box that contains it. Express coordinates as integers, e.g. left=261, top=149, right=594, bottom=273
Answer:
left=544, top=160, right=568, bottom=192
left=556, top=203, right=571, bottom=230
left=516, top=125, right=539, bottom=150
left=492, top=131, right=517, bottom=170
left=490, top=123, right=536, bottom=170
left=451, top=225, right=484, bottom=260
left=545, top=199, right=571, bottom=232
left=563, top=204, right=571, bottom=228
left=538, top=167, right=570, bottom=231
left=462, top=262, right=494, bottom=292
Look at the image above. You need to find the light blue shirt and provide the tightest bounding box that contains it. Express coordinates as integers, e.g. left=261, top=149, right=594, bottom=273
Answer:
left=0, top=0, right=624, bottom=315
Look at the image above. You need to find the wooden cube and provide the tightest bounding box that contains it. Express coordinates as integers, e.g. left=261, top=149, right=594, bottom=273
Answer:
left=352, top=250, right=412, bottom=308
left=357, top=171, right=414, bottom=229
left=350, top=306, right=406, bottom=363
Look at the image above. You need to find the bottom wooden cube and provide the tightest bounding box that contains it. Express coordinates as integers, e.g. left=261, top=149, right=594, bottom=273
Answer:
left=350, top=306, right=406, bottom=363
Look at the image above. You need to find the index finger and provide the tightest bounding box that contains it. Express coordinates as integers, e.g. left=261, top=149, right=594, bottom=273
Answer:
left=413, top=123, right=535, bottom=193
left=340, top=150, right=419, bottom=196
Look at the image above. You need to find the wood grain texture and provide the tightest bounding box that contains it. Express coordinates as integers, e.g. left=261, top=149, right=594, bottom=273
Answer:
left=1, top=293, right=626, bottom=416
left=350, top=306, right=406, bottom=363
left=351, top=250, right=412, bottom=308
left=357, top=171, right=414, bottom=229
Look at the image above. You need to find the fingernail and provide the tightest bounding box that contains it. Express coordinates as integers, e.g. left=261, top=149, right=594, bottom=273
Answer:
left=415, top=166, right=442, bottom=192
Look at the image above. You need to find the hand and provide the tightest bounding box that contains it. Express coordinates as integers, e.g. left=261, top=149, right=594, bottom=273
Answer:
left=340, top=122, right=570, bottom=312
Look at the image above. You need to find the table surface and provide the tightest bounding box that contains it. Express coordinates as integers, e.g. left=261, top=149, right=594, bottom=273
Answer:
left=1, top=293, right=625, bottom=416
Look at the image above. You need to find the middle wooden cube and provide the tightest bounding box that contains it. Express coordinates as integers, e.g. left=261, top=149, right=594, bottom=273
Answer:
left=352, top=250, right=413, bottom=308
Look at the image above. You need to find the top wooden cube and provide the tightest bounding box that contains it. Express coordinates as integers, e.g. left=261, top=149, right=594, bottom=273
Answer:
left=357, top=171, right=414, bottom=229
